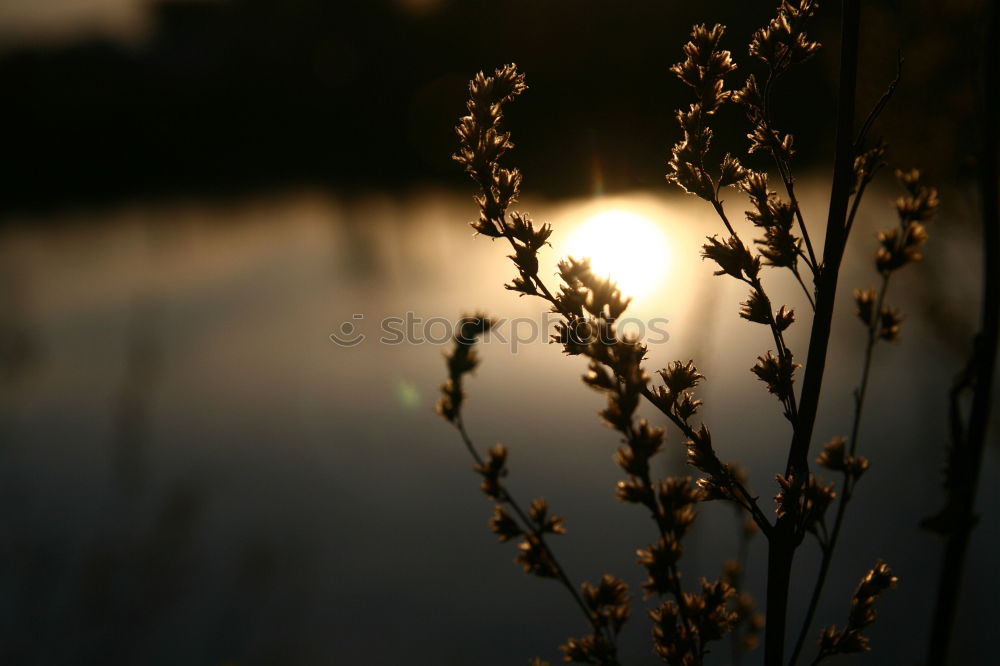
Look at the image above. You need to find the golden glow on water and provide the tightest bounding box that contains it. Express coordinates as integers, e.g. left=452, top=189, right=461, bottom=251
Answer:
left=562, top=208, right=671, bottom=303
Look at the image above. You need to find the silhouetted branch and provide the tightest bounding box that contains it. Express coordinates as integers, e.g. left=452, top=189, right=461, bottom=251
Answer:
left=452, top=415, right=622, bottom=664
left=853, top=54, right=903, bottom=154
left=769, top=2, right=862, bottom=664
left=639, top=384, right=773, bottom=535
left=759, top=0, right=821, bottom=275
left=925, top=3, right=1000, bottom=663
left=789, top=275, right=890, bottom=665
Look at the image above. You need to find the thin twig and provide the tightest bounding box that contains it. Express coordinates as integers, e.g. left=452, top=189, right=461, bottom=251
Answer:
left=712, top=197, right=802, bottom=424
left=787, top=274, right=891, bottom=666
left=775, top=160, right=820, bottom=275
left=849, top=275, right=890, bottom=457
left=711, top=199, right=739, bottom=238
left=640, top=385, right=774, bottom=536
left=792, top=266, right=816, bottom=309
left=731, top=518, right=755, bottom=666
left=853, top=53, right=903, bottom=154
left=634, top=472, right=697, bottom=639
left=747, top=273, right=800, bottom=424
left=843, top=169, right=873, bottom=240
left=453, top=416, right=619, bottom=659
left=757, top=0, right=822, bottom=275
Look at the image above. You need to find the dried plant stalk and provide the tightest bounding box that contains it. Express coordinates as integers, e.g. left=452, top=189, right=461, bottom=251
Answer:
left=439, top=2, right=946, bottom=664
left=923, top=4, right=1000, bottom=663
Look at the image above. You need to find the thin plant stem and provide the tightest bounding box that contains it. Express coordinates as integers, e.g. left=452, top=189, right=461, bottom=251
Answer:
left=853, top=53, right=903, bottom=154
left=731, top=519, right=754, bottom=666
left=711, top=199, right=740, bottom=238
left=766, top=2, right=862, bottom=665
left=792, top=266, right=816, bottom=309
left=776, top=160, right=819, bottom=275
left=844, top=172, right=871, bottom=240
left=453, top=416, right=620, bottom=660
left=640, top=385, right=774, bottom=536
left=850, top=276, right=892, bottom=461
left=787, top=274, right=891, bottom=666
left=746, top=272, right=800, bottom=424
left=785, top=0, right=861, bottom=475
left=757, top=0, right=821, bottom=276
left=712, top=198, right=801, bottom=424
left=636, top=470, right=697, bottom=641
left=926, top=3, right=1000, bottom=662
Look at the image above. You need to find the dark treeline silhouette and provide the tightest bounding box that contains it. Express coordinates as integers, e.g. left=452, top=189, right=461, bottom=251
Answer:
left=0, top=0, right=983, bottom=214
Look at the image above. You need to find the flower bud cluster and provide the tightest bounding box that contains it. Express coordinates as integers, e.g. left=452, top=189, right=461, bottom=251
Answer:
left=854, top=169, right=939, bottom=345
left=816, top=437, right=869, bottom=481
left=875, top=168, right=938, bottom=273
left=436, top=314, right=495, bottom=423
left=739, top=170, right=801, bottom=269
left=722, top=559, right=765, bottom=654
left=748, top=2, right=821, bottom=73
left=701, top=235, right=760, bottom=280
left=751, top=351, right=800, bottom=406
left=561, top=575, right=632, bottom=664
left=649, top=577, right=739, bottom=665
left=774, top=472, right=837, bottom=538
left=453, top=65, right=560, bottom=302
left=818, top=561, right=898, bottom=658
left=666, top=24, right=738, bottom=202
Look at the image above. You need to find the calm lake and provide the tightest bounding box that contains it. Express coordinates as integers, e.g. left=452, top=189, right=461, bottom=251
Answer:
left=0, top=184, right=996, bottom=665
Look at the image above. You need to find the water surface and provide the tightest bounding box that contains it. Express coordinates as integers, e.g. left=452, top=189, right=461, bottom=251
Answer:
left=0, top=185, right=995, bottom=665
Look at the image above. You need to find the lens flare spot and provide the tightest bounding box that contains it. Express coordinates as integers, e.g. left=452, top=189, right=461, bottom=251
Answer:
left=394, top=378, right=422, bottom=410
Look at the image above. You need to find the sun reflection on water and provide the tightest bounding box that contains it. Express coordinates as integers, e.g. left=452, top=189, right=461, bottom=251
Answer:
left=562, top=207, right=672, bottom=303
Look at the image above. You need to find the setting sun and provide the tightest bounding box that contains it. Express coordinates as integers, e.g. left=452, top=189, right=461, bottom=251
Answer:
left=562, top=208, right=671, bottom=302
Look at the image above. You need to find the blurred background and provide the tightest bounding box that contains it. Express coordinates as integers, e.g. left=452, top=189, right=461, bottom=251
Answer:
left=0, top=0, right=997, bottom=664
